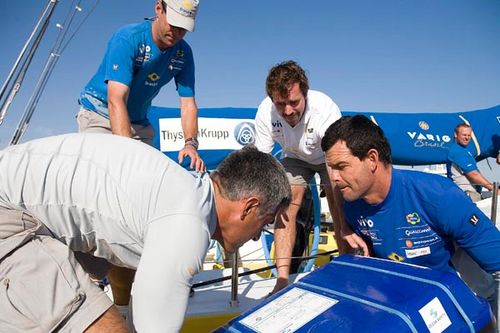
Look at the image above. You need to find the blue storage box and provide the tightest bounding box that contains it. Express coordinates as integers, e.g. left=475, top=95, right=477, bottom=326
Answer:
left=215, top=255, right=493, bottom=333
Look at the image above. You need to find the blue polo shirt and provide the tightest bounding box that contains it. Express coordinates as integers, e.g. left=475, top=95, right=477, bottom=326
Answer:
left=446, top=142, right=479, bottom=192
left=79, top=20, right=195, bottom=125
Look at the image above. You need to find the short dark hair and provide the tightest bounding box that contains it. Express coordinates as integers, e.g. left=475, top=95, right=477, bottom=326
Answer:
left=265, top=60, right=309, bottom=100
left=321, top=115, right=392, bottom=165
left=211, top=146, right=291, bottom=217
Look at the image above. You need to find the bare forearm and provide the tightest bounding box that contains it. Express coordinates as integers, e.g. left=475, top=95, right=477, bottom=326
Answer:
left=107, top=80, right=132, bottom=138
left=180, top=101, right=198, bottom=139
left=109, top=102, right=133, bottom=138
left=466, top=171, right=494, bottom=191
left=274, top=218, right=296, bottom=279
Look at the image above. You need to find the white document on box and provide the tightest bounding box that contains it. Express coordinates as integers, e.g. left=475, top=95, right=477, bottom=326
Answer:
left=240, top=287, right=338, bottom=333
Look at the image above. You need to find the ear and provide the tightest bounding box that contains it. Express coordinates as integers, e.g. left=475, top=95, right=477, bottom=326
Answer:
left=240, top=197, right=260, bottom=220
left=366, top=148, right=379, bottom=172
left=155, top=1, right=163, bottom=15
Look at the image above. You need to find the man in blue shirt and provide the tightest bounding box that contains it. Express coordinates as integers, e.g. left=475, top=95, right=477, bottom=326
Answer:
left=78, top=0, right=204, bottom=172
left=76, top=0, right=204, bottom=319
left=321, top=115, right=500, bottom=297
left=446, top=123, right=495, bottom=202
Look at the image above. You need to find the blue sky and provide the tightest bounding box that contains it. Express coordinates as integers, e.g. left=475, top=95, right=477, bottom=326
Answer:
left=0, top=0, right=499, bottom=180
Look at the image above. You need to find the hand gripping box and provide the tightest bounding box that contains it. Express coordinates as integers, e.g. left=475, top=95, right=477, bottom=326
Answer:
left=215, top=255, right=493, bottom=333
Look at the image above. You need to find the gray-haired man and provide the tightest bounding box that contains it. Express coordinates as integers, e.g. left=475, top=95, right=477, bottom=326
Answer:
left=0, top=133, right=291, bottom=332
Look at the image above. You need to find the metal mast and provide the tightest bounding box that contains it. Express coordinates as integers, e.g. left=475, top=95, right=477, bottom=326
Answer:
left=0, top=0, right=59, bottom=126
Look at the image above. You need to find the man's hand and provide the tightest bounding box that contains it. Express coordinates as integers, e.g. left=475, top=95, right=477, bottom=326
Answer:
left=269, top=277, right=289, bottom=296
left=341, top=230, right=370, bottom=256
left=178, top=145, right=206, bottom=172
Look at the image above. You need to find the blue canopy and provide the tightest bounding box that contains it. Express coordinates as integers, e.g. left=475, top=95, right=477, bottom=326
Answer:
left=148, top=105, right=500, bottom=170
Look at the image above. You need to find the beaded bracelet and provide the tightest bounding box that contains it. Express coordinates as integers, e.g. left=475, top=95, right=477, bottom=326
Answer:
left=184, top=137, right=199, bottom=150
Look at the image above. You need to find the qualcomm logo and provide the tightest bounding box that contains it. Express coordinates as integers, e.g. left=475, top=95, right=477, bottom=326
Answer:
left=234, top=122, right=255, bottom=146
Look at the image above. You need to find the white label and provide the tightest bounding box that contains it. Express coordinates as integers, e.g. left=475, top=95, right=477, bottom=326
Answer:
left=158, top=117, right=256, bottom=152
left=418, top=297, right=452, bottom=333
left=239, top=287, right=338, bottom=333
left=405, top=246, right=431, bottom=258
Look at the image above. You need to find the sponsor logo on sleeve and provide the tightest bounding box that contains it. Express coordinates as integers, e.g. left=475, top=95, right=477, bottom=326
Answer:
left=469, top=214, right=479, bottom=226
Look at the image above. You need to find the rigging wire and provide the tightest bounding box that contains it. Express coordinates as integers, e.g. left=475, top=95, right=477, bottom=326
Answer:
left=0, top=0, right=58, bottom=126
left=59, top=0, right=100, bottom=54
left=9, top=0, right=100, bottom=145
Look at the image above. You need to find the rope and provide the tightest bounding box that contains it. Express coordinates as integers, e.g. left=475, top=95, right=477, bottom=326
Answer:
left=191, top=249, right=339, bottom=291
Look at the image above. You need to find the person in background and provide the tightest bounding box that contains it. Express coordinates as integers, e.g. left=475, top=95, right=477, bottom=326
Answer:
left=76, top=0, right=205, bottom=315
left=254, top=60, right=348, bottom=294
left=446, top=123, right=496, bottom=202
left=0, top=133, right=291, bottom=332
left=321, top=115, right=500, bottom=305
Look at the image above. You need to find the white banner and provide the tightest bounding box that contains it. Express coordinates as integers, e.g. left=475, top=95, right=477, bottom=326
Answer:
left=159, top=117, right=256, bottom=152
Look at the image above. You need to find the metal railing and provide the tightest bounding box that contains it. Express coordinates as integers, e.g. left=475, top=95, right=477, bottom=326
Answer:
left=491, top=182, right=499, bottom=332
left=494, top=271, right=500, bottom=333
left=491, top=182, right=498, bottom=226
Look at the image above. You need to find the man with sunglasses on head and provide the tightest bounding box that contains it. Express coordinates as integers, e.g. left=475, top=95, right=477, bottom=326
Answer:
left=76, top=0, right=204, bottom=321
